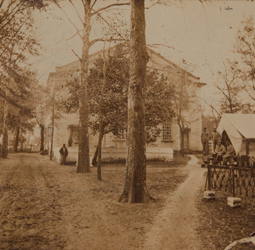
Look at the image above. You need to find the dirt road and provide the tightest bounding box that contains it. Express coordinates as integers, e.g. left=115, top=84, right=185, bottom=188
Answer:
left=0, top=154, right=133, bottom=250
left=0, top=153, right=204, bottom=250
left=0, top=154, right=67, bottom=249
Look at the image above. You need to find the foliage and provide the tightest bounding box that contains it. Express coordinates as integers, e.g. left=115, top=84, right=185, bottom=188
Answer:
left=216, top=62, right=242, bottom=114
left=233, top=16, right=255, bottom=104
left=145, top=71, right=174, bottom=142
left=2, top=69, right=38, bottom=121
left=58, top=44, right=175, bottom=143
left=88, top=44, right=129, bottom=139
left=0, top=1, right=49, bottom=158
left=0, top=0, right=46, bottom=135
left=0, top=0, right=42, bottom=88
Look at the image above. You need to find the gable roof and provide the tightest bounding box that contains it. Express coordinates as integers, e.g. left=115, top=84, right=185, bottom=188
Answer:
left=47, top=44, right=206, bottom=89
left=147, top=48, right=199, bottom=80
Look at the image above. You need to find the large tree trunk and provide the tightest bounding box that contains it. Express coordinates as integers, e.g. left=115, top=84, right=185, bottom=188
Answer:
left=119, top=0, right=151, bottom=203
left=40, top=125, right=44, bottom=151
left=14, top=126, right=20, bottom=153
left=77, top=0, right=91, bottom=173
left=2, top=100, right=8, bottom=158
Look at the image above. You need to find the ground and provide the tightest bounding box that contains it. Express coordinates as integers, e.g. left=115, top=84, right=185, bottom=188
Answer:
left=0, top=153, right=255, bottom=250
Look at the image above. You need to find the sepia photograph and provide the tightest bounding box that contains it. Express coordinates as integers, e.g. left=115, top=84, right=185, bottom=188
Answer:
left=1, top=0, right=255, bottom=249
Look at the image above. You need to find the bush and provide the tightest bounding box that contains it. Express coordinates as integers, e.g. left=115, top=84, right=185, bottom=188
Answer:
left=40, top=150, right=48, bottom=155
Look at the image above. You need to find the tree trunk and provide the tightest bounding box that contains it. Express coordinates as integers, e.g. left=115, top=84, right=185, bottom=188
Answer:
left=180, top=129, right=185, bottom=157
left=2, top=100, right=8, bottom=159
left=50, top=92, right=55, bottom=160
left=14, top=126, right=20, bottom=153
left=119, top=0, right=151, bottom=203
left=92, top=146, right=98, bottom=166
left=96, top=123, right=104, bottom=181
left=77, top=0, right=91, bottom=173
left=95, top=43, right=109, bottom=180
left=40, top=125, right=44, bottom=151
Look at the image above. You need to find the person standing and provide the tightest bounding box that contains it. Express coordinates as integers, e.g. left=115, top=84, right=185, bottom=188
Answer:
left=59, top=144, right=68, bottom=165
left=201, top=127, right=209, bottom=155
left=211, top=126, right=221, bottom=151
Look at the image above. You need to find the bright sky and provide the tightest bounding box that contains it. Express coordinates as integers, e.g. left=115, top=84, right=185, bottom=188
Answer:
left=30, top=1, right=255, bottom=105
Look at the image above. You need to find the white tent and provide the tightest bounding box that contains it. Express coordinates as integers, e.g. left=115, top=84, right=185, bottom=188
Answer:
left=217, top=114, right=255, bottom=155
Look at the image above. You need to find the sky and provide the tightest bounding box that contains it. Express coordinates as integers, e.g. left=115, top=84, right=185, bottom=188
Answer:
left=30, top=0, right=255, bottom=107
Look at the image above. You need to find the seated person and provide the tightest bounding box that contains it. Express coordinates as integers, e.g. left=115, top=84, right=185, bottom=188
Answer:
left=249, top=156, right=255, bottom=168
left=214, top=141, right=226, bottom=164
left=223, top=141, right=235, bottom=165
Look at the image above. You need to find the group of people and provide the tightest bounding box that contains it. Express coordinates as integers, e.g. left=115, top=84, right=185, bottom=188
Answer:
left=201, top=127, right=235, bottom=165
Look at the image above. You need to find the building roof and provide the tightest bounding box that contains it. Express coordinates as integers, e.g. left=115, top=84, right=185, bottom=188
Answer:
left=47, top=44, right=206, bottom=88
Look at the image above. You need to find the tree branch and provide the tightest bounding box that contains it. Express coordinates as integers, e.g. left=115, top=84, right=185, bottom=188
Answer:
left=147, top=43, right=176, bottom=51
left=94, top=11, right=128, bottom=41
left=72, top=49, right=81, bottom=61
left=0, top=0, right=26, bottom=31
left=56, top=30, right=82, bottom=44
left=68, top=0, right=84, bottom=25
left=203, top=98, right=221, bottom=118
left=89, top=37, right=129, bottom=47
left=243, top=81, right=255, bottom=101
left=91, top=3, right=130, bottom=16
left=90, top=0, right=98, bottom=10
left=0, top=0, right=5, bottom=9
left=53, top=0, right=82, bottom=40
left=0, top=88, right=31, bottom=113
left=215, top=83, right=231, bottom=102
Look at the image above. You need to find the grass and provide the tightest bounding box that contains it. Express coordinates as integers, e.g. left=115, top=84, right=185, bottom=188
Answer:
left=197, top=191, right=255, bottom=249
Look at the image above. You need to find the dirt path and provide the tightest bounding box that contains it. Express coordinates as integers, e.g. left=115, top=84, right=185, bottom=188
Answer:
left=142, top=155, right=207, bottom=250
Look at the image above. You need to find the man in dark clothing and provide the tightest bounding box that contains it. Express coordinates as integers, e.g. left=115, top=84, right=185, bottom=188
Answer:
left=201, top=127, right=209, bottom=155
left=59, top=144, right=68, bottom=165
left=211, top=126, right=221, bottom=151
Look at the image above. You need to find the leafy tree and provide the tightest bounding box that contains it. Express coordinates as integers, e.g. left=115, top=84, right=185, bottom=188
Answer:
left=52, top=0, right=130, bottom=173
left=233, top=17, right=255, bottom=103
left=89, top=44, right=129, bottom=180
left=216, top=62, right=242, bottom=114
left=171, top=60, right=202, bottom=156
left=58, top=43, right=174, bottom=181
left=1, top=68, right=39, bottom=157
left=0, top=1, right=47, bottom=158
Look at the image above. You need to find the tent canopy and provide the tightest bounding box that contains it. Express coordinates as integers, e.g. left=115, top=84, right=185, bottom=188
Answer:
left=217, top=114, right=255, bottom=154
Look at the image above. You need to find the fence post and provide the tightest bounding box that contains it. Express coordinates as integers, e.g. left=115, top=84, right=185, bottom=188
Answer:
left=208, top=157, right=213, bottom=191
left=232, top=166, right=235, bottom=197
